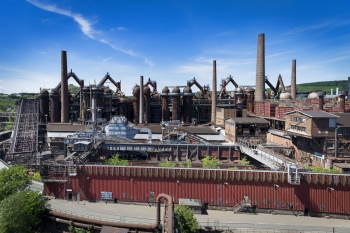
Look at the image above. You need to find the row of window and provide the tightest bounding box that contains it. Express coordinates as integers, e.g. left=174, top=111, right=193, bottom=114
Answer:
left=290, top=125, right=306, bottom=132
left=293, top=117, right=306, bottom=123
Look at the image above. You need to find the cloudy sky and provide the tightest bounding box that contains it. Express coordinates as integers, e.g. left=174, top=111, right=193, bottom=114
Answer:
left=0, top=0, right=350, bottom=95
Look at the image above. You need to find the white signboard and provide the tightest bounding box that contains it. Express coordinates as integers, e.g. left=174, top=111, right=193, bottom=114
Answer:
left=101, top=191, right=113, bottom=200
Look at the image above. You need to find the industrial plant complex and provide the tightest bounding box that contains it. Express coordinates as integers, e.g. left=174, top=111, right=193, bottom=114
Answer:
left=0, top=33, right=350, bottom=231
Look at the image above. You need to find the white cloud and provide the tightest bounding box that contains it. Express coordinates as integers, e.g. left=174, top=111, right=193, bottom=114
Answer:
left=26, top=0, right=152, bottom=65
left=111, top=26, right=127, bottom=31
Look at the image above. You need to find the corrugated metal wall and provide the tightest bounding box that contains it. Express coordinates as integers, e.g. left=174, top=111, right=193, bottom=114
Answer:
left=44, top=165, right=350, bottom=215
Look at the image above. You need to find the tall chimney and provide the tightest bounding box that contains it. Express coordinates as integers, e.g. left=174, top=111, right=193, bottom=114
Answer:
left=139, top=76, right=144, bottom=124
left=291, top=59, right=296, bottom=99
left=255, top=33, right=265, bottom=101
left=61, top=50, right=69, bottom=123
left=211, top=60, right=217, bottom=124
left=339, top=91, right=346, bottom=113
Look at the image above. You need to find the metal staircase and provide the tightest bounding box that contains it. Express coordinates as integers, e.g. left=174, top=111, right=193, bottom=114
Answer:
left=10, top=99, right=39, bottom=156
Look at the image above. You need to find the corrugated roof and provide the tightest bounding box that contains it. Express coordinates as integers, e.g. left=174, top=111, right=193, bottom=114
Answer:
left=142, top=124, right=217, bottom=135
left=285, top=110, right=339, bottom=118
left=133, top=134, right=162, bottom=140
left=47, top=124, right=88, bottom=132
left=228, top=117, right=269, bottom=124
left=198, top=134, right=226, bottom=141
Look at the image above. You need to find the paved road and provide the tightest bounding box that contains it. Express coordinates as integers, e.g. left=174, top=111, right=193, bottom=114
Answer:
left=46, top=198, right=350, bottom=233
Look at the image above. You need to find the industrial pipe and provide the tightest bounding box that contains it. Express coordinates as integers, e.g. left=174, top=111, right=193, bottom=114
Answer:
left=47, top=193, right=173, bottom=231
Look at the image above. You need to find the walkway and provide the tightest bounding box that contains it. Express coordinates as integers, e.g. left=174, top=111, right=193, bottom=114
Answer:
left=46, top=198, right=350, bottom=233
left=237, top=139, right=293, bottom=171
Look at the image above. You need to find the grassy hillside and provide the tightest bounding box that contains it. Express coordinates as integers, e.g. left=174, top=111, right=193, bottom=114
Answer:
left=294, top=80, right=348, bottom=94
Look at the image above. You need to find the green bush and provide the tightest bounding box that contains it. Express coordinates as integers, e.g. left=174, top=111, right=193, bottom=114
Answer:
left=105, top=154, right=128, bottom=166
left=201, top=155, right=218, bottom=169
left=159, top=161, right=176, bottom=167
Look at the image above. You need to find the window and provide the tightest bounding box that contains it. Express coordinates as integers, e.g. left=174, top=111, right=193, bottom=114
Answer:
left=293, top=117, right=306, bottom=123
left=329, top=118, right=336, bottom=128
left=326, top=142, right=334, bottom=149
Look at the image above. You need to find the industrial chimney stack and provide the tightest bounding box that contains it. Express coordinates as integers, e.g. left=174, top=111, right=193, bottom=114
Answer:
left=291, top=59, right=296, bottom=99
left=211, top=60, right=217, bottom=124
left=255, top=33, right=265, bottom=101
left=139, top=76, right=144, bottom=124
left=61, top=50, right=69, bottom=123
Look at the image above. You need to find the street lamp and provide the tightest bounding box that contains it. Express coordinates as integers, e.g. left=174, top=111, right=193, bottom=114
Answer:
left=45, top=114, right=48, bottom=124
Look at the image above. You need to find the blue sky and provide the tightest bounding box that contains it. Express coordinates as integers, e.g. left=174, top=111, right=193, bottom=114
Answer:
left=0, top=0, right=350, bottom=95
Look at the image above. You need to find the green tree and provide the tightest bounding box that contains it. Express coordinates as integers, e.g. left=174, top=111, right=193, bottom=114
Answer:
left=32, top=172, right=42, bottom=181
left=186, top=159, right=192, bottom=168
left=105, top=154, right=128, bottom=166
left=0, top=165, right=31, bottom=201
left=174, top=204, right=199, bottom=233
left=240, top=156, right=250, bottom=166
left=201, top=155, right=218, bottom=169
left=68, top=224, right=92, bottom=233
left=0, top=190, right=46, bottom=233
left=159, top=161, right=176, bottom=167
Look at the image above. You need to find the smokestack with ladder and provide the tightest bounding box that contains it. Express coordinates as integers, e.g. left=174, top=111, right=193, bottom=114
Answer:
left=61, top=50, right=69, bottom=123
left=291, top=59, right=296, bottom=99
left=255, top=33, right=265, bottom=101
left=211, top=60, right=217, bottom=124
left=139, top=76, right=144, bottom=124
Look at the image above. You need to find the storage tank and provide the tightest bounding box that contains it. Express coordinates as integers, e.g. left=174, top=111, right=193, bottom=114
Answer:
left=172, top=87, right=181, bottom=121
left=183, top=86, right=193, bottom=124
left=118, top=97, right=128, bottom=116
left=279, top=92, right=292, bottom=99
left=161, top=87, right=170, bottom=121
left=132, top=85, right=140, bottom=123
left=144, top=85, right=151, bottom=123
left=39, top=89, right=50, bottom=123
left=50, top=89, right=60, bottom=122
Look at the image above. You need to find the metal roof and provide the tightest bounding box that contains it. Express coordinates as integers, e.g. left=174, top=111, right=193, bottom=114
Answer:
left=183, top=126, right=217, bottom=135
left=100, top=226, right=129, bottom=233
left=47, top=124, right=88, bottom=132
left=133, top=134, right=162, bottom=140
left=285, top=110, right=339, bottom=118
left=335, top=113, right=350, bottom=127
left=198, top=134, right=226, bottom=141
left=0, top=159, right=8, bottom=170
left=228, top=117, right=269, bottom=124
left=333, top=163, right=350, bottom=169
left=142, top=124, right=218, bottom=135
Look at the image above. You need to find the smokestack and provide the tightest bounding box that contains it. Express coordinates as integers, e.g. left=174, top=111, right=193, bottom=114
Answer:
left=211, top=60, right=217, bottom=124
left=339, top=91, right=346, bottom=113
left=255, top=33, right=265, bottom=101
left=291, top=59, right=296, bottom=99
left=60, top=50, right=69, bottom=123
left=139, top=76, right=144, bottom=124
left=317, top=91, right=324, bottom=110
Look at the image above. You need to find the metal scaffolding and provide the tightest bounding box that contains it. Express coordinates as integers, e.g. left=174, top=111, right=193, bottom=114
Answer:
left=10, top=99, right=39, bottom=156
